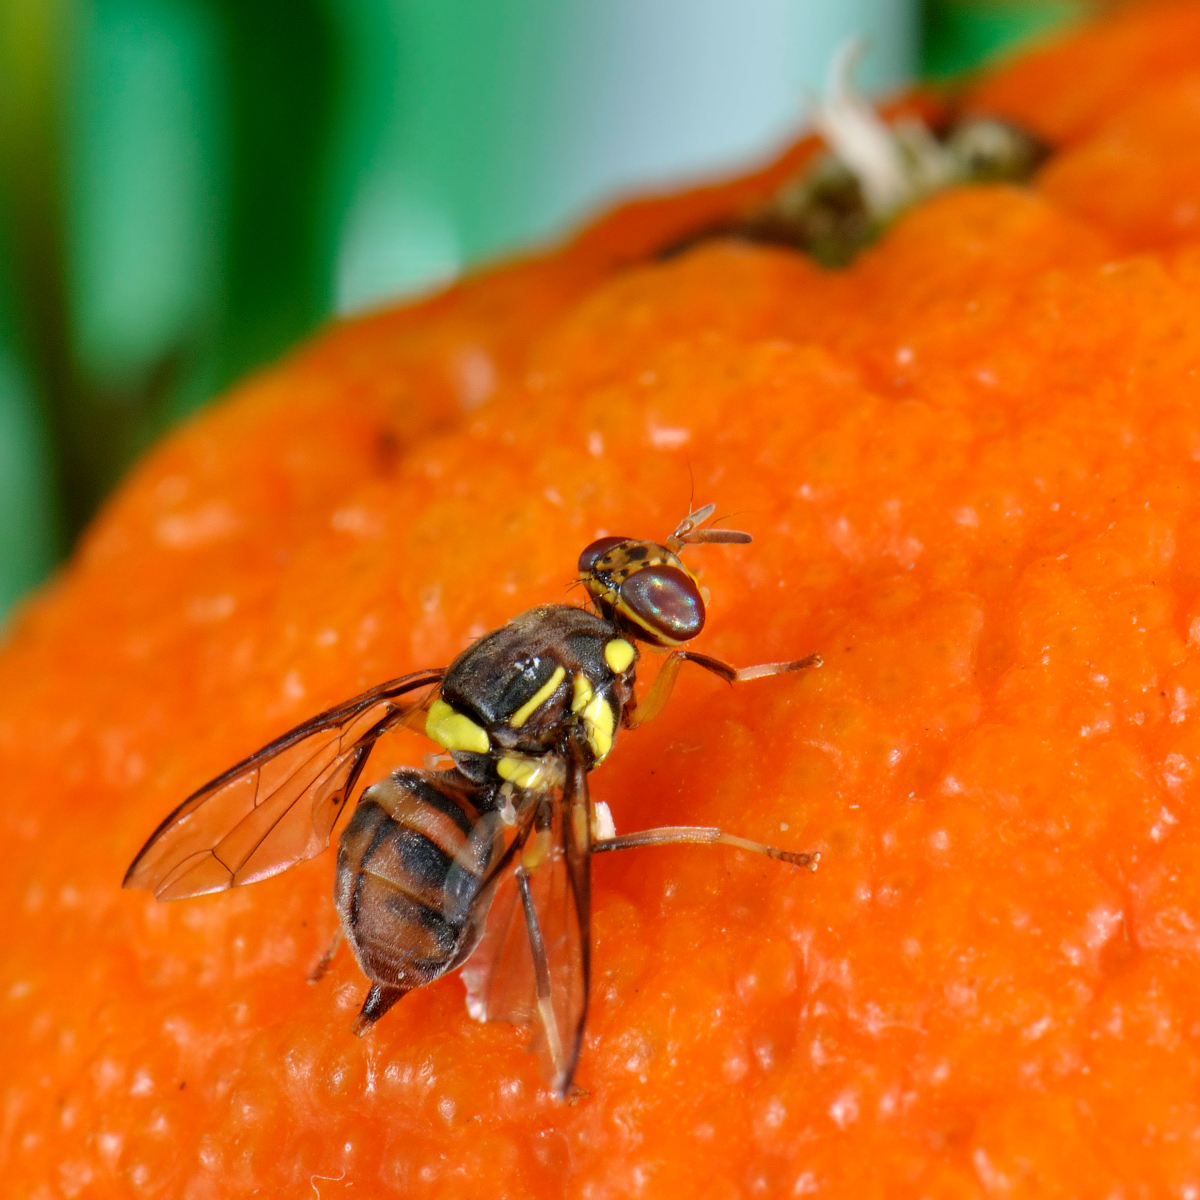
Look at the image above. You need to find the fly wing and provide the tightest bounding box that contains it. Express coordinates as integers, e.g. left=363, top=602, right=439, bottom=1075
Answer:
left=124, top=669, right=443, bottom=901
left=458, top=744, right=592, bottom=1094
left=458, top=866, right=533, bottom=1025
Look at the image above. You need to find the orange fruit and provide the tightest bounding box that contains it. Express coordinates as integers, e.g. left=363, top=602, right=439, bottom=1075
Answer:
left=7, top=4, right=1200, bottom=1195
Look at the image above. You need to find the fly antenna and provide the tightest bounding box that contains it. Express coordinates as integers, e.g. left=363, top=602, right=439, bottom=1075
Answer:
left=666, top=501, right=752, bottom=551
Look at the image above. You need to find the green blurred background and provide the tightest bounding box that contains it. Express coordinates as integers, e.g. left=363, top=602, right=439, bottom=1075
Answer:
left=0, top=0, right=1086, bottom=620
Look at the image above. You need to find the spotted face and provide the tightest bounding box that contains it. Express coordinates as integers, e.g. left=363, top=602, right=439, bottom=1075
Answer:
left=578, top=537, right=705, bottom=647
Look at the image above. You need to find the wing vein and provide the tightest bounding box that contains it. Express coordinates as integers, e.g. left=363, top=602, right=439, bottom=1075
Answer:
left=124, top=669, right=444, bottom=898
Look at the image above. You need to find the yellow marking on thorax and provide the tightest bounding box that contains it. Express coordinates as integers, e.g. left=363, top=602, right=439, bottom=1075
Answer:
left=604, top=638, right=636, bottom=674
left=571, top=672, right=616, bottom=763
left=497, top=755, right=556, bottom=791
left=571, top=672, right=594, bottom=714
left=509, top=665, right=566, bottom=728
left=425, top=698, right=490, bottom=755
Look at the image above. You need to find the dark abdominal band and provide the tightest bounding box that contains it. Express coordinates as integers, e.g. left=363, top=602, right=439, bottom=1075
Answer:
left=343, top=786, right=488, bottom=983
left=388, top=826, right=456, bottom=892
left=404, top=775, right=476, bottom=837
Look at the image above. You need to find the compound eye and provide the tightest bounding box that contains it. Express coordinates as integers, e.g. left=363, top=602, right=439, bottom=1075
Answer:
left=578, top=536, right=629, bottom=577
left=619, top=564, right=705, bottom=644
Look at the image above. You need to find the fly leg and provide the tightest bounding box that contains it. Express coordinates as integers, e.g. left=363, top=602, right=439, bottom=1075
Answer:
left=593, top=826, right=819, bottom=870
left=307, top=929, right=344, bottom=983
left=627, top=650, right=821, bottom=727
left=515, top=865, right=567, bottom=1087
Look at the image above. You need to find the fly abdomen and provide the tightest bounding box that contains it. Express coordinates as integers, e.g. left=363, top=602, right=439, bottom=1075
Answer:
left=335, top=768, right=498, bottom=998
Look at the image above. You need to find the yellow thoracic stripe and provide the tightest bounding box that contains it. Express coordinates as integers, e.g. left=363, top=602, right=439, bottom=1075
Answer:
left=425, top=698, right=490, bottom=755
left=509, top=665, right=566, bottom=728
left=571, top=672, right=594, bottom=714
left=584, top=692, right=615, bottom=761
left=571, top=671, right=616, bottom=761
left=571, top=681, right=614, bottom=763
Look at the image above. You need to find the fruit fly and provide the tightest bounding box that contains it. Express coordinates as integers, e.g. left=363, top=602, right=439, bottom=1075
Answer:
left=124, top=505, right=821, bottom=1095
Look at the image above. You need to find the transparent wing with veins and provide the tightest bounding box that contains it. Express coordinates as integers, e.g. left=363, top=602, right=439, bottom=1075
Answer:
left=123, top=669, right=444, bottom=901
left=459, top=744, right=592, bottom=1095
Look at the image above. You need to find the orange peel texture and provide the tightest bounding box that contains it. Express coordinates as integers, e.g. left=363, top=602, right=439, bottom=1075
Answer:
left=8, top=4, right=1200, bottom=1196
